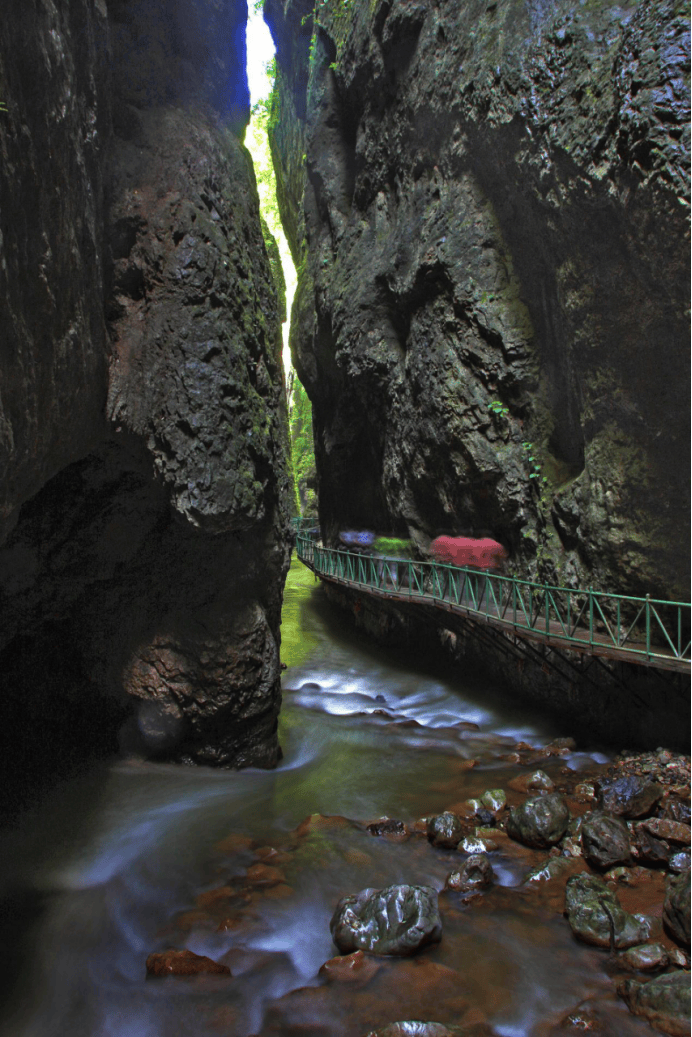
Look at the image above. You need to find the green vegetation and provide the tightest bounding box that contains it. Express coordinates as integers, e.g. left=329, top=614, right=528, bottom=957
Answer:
left=487, top=404, right=548, bottom=492
left=372, top=537, right=412, bottom=557
left=260, top=216, right=287, bottom=321
left=522, top=441, right=548, bottom=486
left=289, top=376, right=317, bottom=515
left=247, top=63, right=282, bottom=242
left=488, top=400, right=509, bottom=418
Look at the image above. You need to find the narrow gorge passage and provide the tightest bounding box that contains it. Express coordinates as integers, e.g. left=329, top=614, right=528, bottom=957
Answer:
left=0, top=0, right=689, bottom=1034
left=0, top=558, right=685, bottom=1037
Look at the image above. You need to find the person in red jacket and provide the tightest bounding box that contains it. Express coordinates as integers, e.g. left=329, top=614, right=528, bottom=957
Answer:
left=428, top=534, right=507, bottom=607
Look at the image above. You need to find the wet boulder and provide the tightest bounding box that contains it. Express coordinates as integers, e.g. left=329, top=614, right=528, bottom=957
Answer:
left=474, top=808, right=496, bottom=827
left=617, top=972, right=691, bottom=1036
left=319, top=950, right=381, bottom=985
left=480, top=789, right=506, bottom=813
left=367, top=817, right=410, bottom=838
left=508, top=769, right=555, bottom=794
left=638, top=818, right=692, bottom=845
left=581, top=810, right=631, bottom=869
left=663, top=868, right=691, bottom=948
left=631, top=826, right=671, bottom=867
left=444, top=854, right=493, bottom=893
left=145, top=948, right=231, bottom=977
left=524, top=856, right=574, bottom=885
left=330, top=884, right=442, bottom=956
left=596, top=776, right=663, bottom=819
left=564, top=873, right=653, bottom=949
left=669, top=851, right=691, bottom=874
left=427, top=812, right=464, bottom=849
left=619, top=943, right=669, bottom=971
left=506, top=793, right=570, bottom=849
left=661, top=796, right=691, bottom=824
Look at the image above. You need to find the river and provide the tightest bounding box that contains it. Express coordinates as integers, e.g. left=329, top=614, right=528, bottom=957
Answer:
left=0, top=557, right=658, bottom=1037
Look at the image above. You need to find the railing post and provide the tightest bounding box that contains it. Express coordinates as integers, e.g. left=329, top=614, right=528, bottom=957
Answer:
left=545, top=584, right=549, bottom=634
left=512, top=580, right=516, bottom=628
left=646, top=594, right=651, bottom=659
left=589, top=587, right=594, bottom=646
left=617, top=599, right=621, bottom=647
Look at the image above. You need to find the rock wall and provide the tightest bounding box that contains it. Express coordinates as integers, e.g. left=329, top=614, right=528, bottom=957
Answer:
left=0, top=0, right=292, bottom=801
left=266, top=0, right=690, bottom=603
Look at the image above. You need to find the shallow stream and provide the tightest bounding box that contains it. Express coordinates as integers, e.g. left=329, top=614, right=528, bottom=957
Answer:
left=0, top=558, right=659, bottom=1036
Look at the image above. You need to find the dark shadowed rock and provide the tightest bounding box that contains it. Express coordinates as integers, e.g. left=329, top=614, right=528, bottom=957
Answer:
left=474, top=808, right=496, bottom=828
left=581, top=811, right=631, bottom=870
left=506, top=793, right=570, bottom=849
left=427, top=812, right=464, bottom=849
left=617, top=972, right=691, bottom=1037
left=330, top=885, right=442, bottom=956
left=146, top=948, right=231, bottom=977
left=444, top=854, right=493, bottom=894
left=661, top=797, right=692, bottom=825
left=0, top=0, right=292, bottom=789
left=638, top=818, right=692, bottom=845
left=663, top=868, right=691, bottom=948
left=367, top=817, right=410, bottom=838
left=597, top=776, right=663, bottom=819
left=564, top=873, right=653, bottom=949
left=631, top=826, right=672, bottom=867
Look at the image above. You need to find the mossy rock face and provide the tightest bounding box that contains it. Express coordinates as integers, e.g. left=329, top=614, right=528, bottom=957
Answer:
left=265, top=0, right=690, bottom=601
left=565, top=873, right=653, bottom=949
left=506, top=793, right=570, bottom=848
left=617, top=971, right=691, bottom=1036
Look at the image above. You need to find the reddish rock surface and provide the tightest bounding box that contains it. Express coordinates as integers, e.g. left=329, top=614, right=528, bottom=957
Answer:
left=319, top=950, right=381, bottom=985
left=145, top=948, right=231, bottom=977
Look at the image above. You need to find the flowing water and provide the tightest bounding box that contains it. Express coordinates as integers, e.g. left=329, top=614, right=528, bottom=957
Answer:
left=0, top=558, right=657, bottom=1037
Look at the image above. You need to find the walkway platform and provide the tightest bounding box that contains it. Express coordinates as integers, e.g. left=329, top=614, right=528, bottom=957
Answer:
left=294, top=530, right=691, bottom=676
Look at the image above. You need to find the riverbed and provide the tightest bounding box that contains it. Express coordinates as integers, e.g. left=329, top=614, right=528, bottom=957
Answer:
left=0, top=557, right=660, bottom=1037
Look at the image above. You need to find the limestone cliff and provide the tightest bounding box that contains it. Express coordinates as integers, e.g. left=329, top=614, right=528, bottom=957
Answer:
left=266, top=0, right=690, bottom=602
left=0, top=0, right=292, bottom=796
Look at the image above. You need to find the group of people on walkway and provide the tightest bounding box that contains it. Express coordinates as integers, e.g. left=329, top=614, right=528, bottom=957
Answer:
left=333, top=529, right=508, bottom=604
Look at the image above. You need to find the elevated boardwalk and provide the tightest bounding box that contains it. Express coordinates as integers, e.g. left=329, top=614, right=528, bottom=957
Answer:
left=294, top=528, right=691, bottom=676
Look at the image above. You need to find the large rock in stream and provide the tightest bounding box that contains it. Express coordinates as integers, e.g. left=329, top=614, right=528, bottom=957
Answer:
left=617, top=972, right=691, bottom=1037
left=564, top=873, right=653, bottom=949
left=506, top=793, right=570, bottom=849
left=596, top=776, right=663, bottom=818
left=330, top=885, right=442, bottom=956
left=580, top=810, right=631, bottom=870
left=427, top=812, right=464, bottom=849
left=663, top=868, right=691, bottom=948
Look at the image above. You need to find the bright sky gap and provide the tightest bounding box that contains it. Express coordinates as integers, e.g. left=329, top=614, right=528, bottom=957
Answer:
left=245, top=9, right=296, bottom=374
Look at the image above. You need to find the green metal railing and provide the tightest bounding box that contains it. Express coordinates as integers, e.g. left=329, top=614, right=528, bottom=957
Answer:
left=290, top=517, right=320, bottom=534
left=295, top=533, right=691, bottom=672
